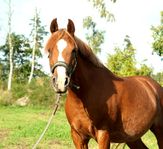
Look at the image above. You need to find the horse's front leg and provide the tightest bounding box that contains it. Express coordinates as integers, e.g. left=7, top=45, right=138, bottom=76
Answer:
left=97, top=130, right=110, bottom=149
left=71, top=128, right=89, bottom=149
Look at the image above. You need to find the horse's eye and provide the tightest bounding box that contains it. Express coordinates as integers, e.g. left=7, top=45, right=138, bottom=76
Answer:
left=72, top=48, right=77, bottom=55
left=72, top=48, right=77, bottom=56
left=72, top=48, right=77, bottom=52
left=48, top=52, right=51, bottom=58
left=47, top=49, right=51, bottom=58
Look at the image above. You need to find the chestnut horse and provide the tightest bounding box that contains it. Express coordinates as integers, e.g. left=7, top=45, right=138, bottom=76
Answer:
left=45, top=18, right=163, bottom=149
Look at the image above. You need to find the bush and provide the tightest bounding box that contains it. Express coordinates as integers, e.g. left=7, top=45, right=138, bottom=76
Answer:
left=11, top=81, right=28, bottom=100
left=27, top=77, right=56, bottom=106
left=0, top=90, right=13, bottom=105
left=0, top=77, right=66, bottom=107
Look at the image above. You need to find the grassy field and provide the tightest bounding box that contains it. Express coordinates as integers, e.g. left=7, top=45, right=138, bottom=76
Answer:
left=0, top=105, right=158, bottom=149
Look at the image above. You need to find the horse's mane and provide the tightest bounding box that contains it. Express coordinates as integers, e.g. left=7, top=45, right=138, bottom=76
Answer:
left=74, top=36, right=105, bottom=68
left=74, top=36, right=123, bottom=80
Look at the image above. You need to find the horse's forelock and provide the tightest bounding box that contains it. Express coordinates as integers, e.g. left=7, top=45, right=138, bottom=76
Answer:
left=45, top=29, right=66, bottom=53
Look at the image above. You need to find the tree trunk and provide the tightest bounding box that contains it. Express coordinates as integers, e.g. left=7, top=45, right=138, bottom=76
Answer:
left=28, top=43, right=36, bottom=84
left=28, top=8, right=37, bottom=84
left=7, top=0, right=13, bottom=91
left=8, top=34, right=13, bottom=91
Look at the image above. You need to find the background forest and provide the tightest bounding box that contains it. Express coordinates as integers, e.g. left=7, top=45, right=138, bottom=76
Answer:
left=0, top=0, right=162, bottom=106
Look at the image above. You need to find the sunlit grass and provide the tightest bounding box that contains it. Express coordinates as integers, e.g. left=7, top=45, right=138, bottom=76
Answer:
left=0, top=106, right=158, bottom=149
left=0, top=106, right=72, bottom=148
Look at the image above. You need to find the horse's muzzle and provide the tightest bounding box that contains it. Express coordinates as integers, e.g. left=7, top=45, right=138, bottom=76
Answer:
left=52, top=75, right=70, bottom=93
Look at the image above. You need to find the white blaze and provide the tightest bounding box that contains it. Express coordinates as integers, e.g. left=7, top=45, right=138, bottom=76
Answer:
left=56, top=39, right=67, bottom=91
left=57, top=39, right=67, bottom=61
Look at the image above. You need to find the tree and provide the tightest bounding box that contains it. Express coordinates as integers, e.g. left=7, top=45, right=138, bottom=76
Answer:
left=151, top=11, right=163, bottom=56
left=88, top=0, right=116, bottom=21
left=28, top=8, right=48, bottom=84
left=136, top=64, right=153, bottom=76
left=0, top=32, right=46, bottom=84
left=152, top=72, right=163, bottom=86
left=0, top=33, right=31, bottom=83
left=83, top=16, right=105, bottom=54
left=107, top=36, right=137, bottom=76
left=107, top=36, right=153, bottom=77
left=83, top=0, right=116, bottom=54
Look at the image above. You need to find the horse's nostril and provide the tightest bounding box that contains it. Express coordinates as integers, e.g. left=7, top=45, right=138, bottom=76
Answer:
left=64, top=77, right=70, bottom=87
left=53, top=77, right=56, bottom=85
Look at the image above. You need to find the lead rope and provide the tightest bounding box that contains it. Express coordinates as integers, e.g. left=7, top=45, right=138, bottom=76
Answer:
left=32, top=93, right=62, bottom=149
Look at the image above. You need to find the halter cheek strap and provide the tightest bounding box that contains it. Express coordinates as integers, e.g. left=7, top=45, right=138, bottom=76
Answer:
left=67, top=50, right=78, bottom=77
left=51, top=50, right=78, bottom=78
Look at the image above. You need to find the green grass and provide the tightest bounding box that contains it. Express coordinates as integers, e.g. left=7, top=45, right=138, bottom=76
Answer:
left=0, top=105, right=159, bottom=149
left=0, top=106, right=72, bottom=149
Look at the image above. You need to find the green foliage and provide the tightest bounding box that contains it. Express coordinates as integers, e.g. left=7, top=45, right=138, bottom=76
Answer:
left=0, top=77, right=59, bottom=106
left=0, top=33, right=46, bottom=83
left=0, top=33, right=31, bottom=81
left=28, top=8, right=48, bottom=84
left=151, top=11, right=163, bottom=56
left=152, top=72, right=163, bottom=86
left=29, top=8, right=48, bottom=54
left=107, top=47, right=137, bottom=76
left=0, top=64, right=5, bottom=86
left=0, top=8, right=47, bottom=86
left=27, top=77, right=55, bottom=106
left=83, top=0, right=116, bottom=54
left=136, top=64, right=153, bottom=76
left=0, top=90, right=12, bottom=105
left=107, top=36, right=153, bottom=77
left=88, top=0, right=115, bottom=21
left=83, top=16, right=105, bottom=54
left=107, top=36, right=137, bottom=76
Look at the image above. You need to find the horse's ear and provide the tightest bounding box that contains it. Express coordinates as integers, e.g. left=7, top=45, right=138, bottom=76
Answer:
left=67, top=19, right=75, bottom=36
left=50, top=18, right=58, bottom=33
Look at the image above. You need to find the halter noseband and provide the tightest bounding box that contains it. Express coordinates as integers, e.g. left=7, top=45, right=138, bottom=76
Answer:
left=51, top=61, right=69, bottom=74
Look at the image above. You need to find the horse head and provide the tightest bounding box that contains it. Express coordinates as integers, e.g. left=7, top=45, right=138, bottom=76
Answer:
left=46, top=18, right=78, bottom=93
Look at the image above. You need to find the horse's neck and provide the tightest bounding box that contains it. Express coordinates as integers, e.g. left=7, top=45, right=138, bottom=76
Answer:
left=70, top=55, right=118, bottom=97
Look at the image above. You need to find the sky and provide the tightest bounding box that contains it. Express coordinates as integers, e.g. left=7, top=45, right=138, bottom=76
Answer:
left=0, top=0, right=163, bottom=74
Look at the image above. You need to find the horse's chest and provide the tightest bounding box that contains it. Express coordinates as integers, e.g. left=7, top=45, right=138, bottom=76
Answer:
left=73, top=114, right=96, bottom=138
